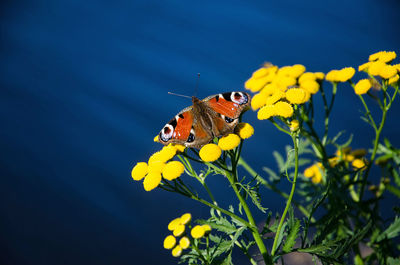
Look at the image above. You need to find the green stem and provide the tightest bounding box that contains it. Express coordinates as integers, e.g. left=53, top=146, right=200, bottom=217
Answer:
left=225, top=170, right=271, bottom=264
left=359, top=106, right=388, bottom=201
left=226, top=150, right=271, bottom=263
left=271, top=133, right=299, bottom=256
left=238, top=158, right=314, bottom=221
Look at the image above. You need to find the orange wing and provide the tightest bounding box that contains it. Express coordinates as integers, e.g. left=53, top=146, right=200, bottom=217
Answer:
left=205, top=92, right=250, bottom=119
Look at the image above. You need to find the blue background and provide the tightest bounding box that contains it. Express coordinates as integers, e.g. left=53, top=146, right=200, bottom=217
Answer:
left=1, top=0, right=399, bottom=264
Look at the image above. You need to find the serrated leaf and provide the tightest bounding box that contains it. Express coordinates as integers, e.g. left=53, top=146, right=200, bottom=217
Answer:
left=283, top=218, right=300, bottom=253
left=332, top=221, right=372, bottom=259
left=272, top=221, right=287, bottom=254
left=209, top=216, right=237, bottom=234
left=273, top=151, right=285, bottom=172
left=297, top=239, right=339, bottom=255
left=262, top=166, right=280, bottom=181
left=376, top=216, right=400, bottom=242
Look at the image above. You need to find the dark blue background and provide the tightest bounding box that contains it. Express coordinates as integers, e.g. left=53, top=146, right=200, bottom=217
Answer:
left=1, top=0, right=399, bottom=264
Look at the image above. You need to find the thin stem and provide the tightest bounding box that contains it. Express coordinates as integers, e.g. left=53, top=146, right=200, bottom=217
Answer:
left=271, top=133, right=299, bottom=256
left=226, top=153, right=271, bottom=264
left=359, top=106, right=388, bottom=201
left=358, top=94, right=377, bottom=130
left=237, top=157, right=314, bottom=221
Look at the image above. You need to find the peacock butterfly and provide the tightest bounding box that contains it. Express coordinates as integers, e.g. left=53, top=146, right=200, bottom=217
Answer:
left=158, top=92, right=251, bottom=149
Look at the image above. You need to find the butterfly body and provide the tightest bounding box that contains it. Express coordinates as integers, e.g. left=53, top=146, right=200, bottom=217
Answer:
left=158, top=92, right=251, bottom=148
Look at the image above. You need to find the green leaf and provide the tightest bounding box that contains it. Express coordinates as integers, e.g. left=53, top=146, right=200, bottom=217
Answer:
left=282, top=218, right=300, bottom=253
left=262, top=166, right=280, bottom=181
left=273, top=151, right=285, bottom=172
left=297, top=239, right=339, bottom=255
left=332, top=221, right=372, bottom=259
left=208, top=216, right=238, bottom=234
left=387, top=257, right=400, bottom=265
left=272, top=221, right=287, bottom=254
left=387, top=185, right=400, bottom=198
left=376, top=216, right=400, bottom=242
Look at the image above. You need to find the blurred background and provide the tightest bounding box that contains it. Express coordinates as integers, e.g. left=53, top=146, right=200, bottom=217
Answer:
left=1, top=0, right=399, bottom=264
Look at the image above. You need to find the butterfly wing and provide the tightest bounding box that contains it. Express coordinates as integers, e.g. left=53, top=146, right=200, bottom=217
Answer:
left=158, top=106, right=213, bottom=148
left=203, top=92, right=250, bottom=136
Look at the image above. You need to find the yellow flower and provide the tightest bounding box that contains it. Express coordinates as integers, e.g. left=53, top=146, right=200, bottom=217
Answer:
left=245, top=65, right=278, bottom=92
left=147, top=160, right=165, bottom=173
left=326, top=69, right=339, bottom=82
left=131, top=162, right=148, bottom=181
left=326, top=68, right=355, bottom=82
left=148, top=151, right=169, bottom=169
left=244, top=76, right=269, bottom=92
left=160, top=144, right=178, bottom=161
left=199, top=144, right=222, bottom=162
left=389, top=74, right=399, bottom=85
left=300, top=80, right=319, bottom=94
left=218, top=133, right=241, bottom=150
left=235, top=122, right=254, bottom=139
left=257, top=105, right=276, bottom=120
left=290, top=120, right=299, bottom=132
left=173, top=144, right=186, bottom=153
left=179, top=237, right=190, bottom=249
left=368, top=61, right=386, bottom=76
left=354, top=79, right=371, bottom=95
left=336, top=67, right=355, bottom=82
left=252, top=67, right=271, bottom=78
left=379, top=65, right=397, bottom=79
left=311, top=172, right=322, bottom=184
left=168, top=217, right=182, bottom=231
left=352, top=159, right=366, bottom=169
left=303, top=166, right=315, bottom=178
left=191, top=225, right=205, bottom=239
left=162, top=161, right=185, bottom=181
left=314, top=72, right=325, bottom=80
left=285, top=88, right=308, bottom=104
left=275, top=75, right=297, bottom=90
left=251, top=92, right=268, bottom=110
left=202, top=224, right=212, bottom=236
left=358, top=62, right=372, bottom=72
left=290, top=64, right=306, bottom=77
left=369, top=51, right=396, bottom=63
left=303, top=164, right=323, bottom=184
left=171, top=245, right=183, bottom=257
left=180, top=213, right=192, bottom=225
left=298, top=72, right=316, bottom=83
left=265, top=90, right=285, bottom=105
left=163, top=235, right=176, bottom=249
left=274, top=101, right=294, bottom=118
left=143, top=171, right=162, bottom=191
left=173, top=224, right=185, bottom=237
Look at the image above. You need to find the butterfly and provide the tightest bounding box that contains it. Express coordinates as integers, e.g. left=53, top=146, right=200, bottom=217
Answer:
left=158, top=91, right=251, bottom=149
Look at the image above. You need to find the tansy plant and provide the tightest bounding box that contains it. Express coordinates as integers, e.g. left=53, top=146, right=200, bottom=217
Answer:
left=131, top=51, right=400, bottom=265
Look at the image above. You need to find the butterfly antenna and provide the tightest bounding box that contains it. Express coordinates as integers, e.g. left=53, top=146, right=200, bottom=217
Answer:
left=167, top=92, right=192, bottom=99
left=194, top=73, right=200, bottom=98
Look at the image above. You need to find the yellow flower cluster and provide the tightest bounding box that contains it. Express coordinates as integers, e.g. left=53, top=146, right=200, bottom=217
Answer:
left=358, top=51, right=399, bottom=86
left=245, top=63, right=324, bottom=120
left=332, top=147, right=367, bottom=170
left=131, top=144, right=186, bottom=191
left=199, top=123, right=254, bottom=162
left=303, top=162, right=324, bottom=184
left=325, top=67, right=356, bottom=83
left=163, top=213, right=211, bottom=257
left=304, top=147, right=368, bottom=184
